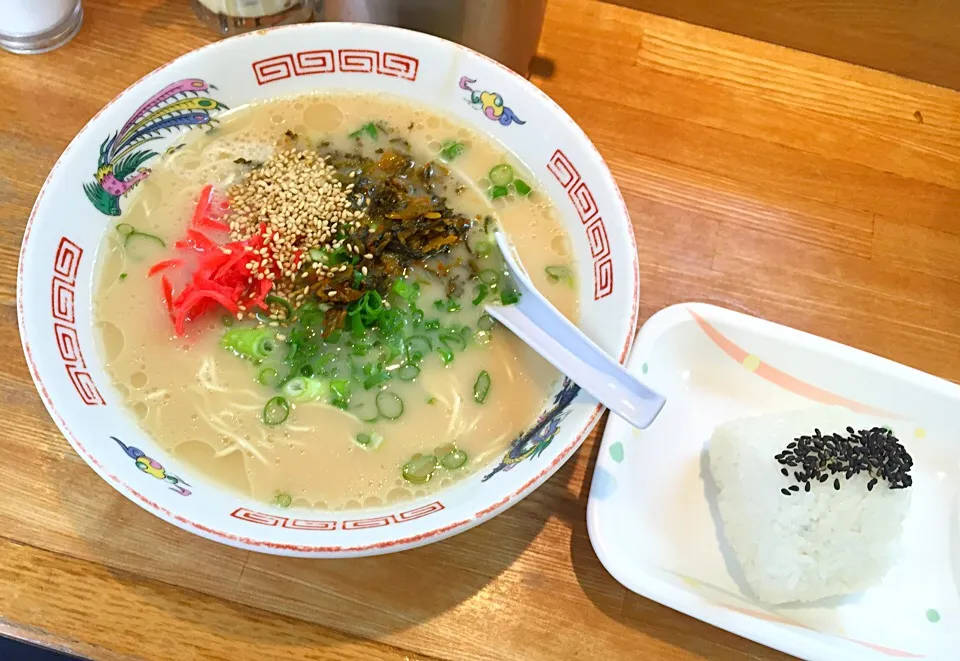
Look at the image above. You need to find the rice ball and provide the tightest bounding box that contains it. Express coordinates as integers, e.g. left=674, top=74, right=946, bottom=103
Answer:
left=708, top=406, right=912, bottom=604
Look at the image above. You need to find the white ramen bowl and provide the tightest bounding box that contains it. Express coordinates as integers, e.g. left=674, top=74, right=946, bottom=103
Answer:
left=17, top=23, right=639, bottom=557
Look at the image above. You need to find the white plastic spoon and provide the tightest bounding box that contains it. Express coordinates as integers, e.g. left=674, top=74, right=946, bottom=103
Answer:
left=484, top=232, right=666, bottom=429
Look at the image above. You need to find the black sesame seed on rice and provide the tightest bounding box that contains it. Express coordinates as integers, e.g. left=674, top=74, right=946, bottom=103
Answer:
left=774, top=425, right=913, bottom=495
left=781, top=488, right=791, bottom=496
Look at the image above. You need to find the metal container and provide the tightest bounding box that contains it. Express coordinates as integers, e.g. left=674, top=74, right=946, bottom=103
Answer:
left=317, top=0, right=547, bottom=77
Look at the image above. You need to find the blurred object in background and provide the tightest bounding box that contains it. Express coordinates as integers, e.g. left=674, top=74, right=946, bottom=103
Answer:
left=317, top=0, right=547, bottom=77
left=0, top=0, right=83, bottom=54
left=192, top=0, right=313, bottom=36
left=607, top=0, right=960, bottom=91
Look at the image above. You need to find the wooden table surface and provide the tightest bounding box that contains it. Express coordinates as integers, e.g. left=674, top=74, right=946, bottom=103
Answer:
left=2, top=1, right=959, bottom=660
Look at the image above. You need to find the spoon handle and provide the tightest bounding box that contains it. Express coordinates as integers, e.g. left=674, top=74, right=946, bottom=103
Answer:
left=486, top=235, right=665, bottom=429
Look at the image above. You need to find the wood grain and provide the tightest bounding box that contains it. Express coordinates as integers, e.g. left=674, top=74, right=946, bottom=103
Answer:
left=606, top=0, right=960, bottom=92
left=1, top=0, right=959, bottom=659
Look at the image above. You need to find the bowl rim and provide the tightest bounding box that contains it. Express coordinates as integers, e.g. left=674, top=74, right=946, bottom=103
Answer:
left=17, top=21, right=640, bottom=556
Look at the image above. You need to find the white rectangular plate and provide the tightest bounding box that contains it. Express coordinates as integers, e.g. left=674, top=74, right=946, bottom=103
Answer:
left=587, top=303, right=960, bottom=661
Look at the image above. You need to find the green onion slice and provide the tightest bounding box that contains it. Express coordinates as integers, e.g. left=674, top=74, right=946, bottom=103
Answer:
left=406, top=335, right=432, bottom=362
left=478, top=314, right=496, bottom=331
left=117, top=223, right=165, bottom=249
left=283, top=376, right=329, bottom=403
left=439, top=331, right=467, bottom=352
left=262, top=396, right=290, bottom=426
left=330, top=379, right=351, bottom=408
left=402, top=453, right=438, bottom=484
left=349, top=122, right=378, bottom=140
left=488, top=164, right=514, bottom=187
left=363, top=370, right=391, bottom=390
left=513, top=179, right=532, bottom=196
left=545, top=265, right=572, bottom=284
left=472, top=284, right=489, bottom=306
left=354, top=432, right=384, bottom=451
left=440, top=448, right=468, bottom=469
left=474, top=370, right=491, bottom=403
left=490, top=185, right=510, bottom=200
left=472, top=240, right=492, bottom=257
left=436, top=345, right=454, bottom=365
left=375, top=390, right=404, bottom=419
left=478, top=269, right=500, bottom=286
left=439, top=141, right=465, bottom=161
left=396, top=364, right=420, bottom=381
left=274, top=492, right=292, bottom=508
left=499, top=288, right=520, bottom=305
left=221, top=327, right=276, bottom=362
left=257, top=367, right=278, bottom=386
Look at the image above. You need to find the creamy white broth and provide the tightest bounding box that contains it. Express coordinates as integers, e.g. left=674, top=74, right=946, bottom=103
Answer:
left=94, top=93, right=578, bottom=509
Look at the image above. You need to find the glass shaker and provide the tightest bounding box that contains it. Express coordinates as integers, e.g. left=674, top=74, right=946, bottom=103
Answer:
left=0, top=0, right=84, bottom=54
left=192, top=0, right=314, bottom=36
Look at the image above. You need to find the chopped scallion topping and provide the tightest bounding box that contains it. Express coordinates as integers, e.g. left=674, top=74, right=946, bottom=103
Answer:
left=349, top=121, right=379, bottom=140
left=436, top=345, right=454, bottom=365
left=478, top=269, right=500, bottom=287
left=545, top=265, right=573, bottom=285
left=117, top=223, right=165, bottom=250
left=221, top=327, right=276, bottom=362
left=440, top=448, right=468, bottom=469
left=499, top=288, right=520, bottom=305
left=375, top=390, right=404, bottom=419
left=488, top=164, right=514, bottom=187
left=257, top=367, right=278, bottom=386
left=439, top=140, right=465, bottom=161
left=283, top=376, right=330, bottom=403
left=262, top=396, right=290, bottom=426
left=474, top=370, right=491, bottom=403
left=472, top=284, right=489, bottom=306
left=513, top=179, right=532, bottom=196
left=402, top=453, right=438, bottom=484
left=354, top=431, right=384, bottom=450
